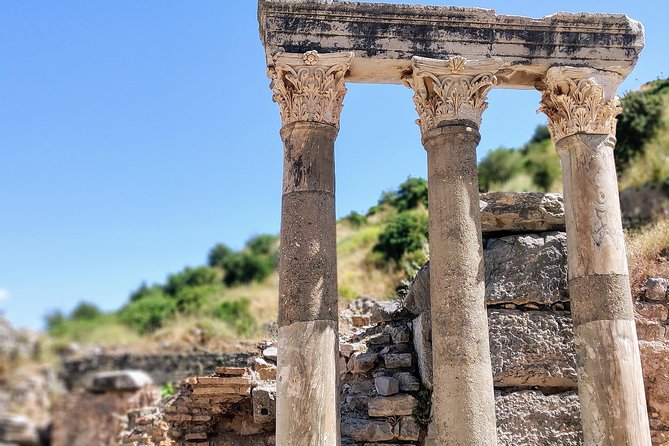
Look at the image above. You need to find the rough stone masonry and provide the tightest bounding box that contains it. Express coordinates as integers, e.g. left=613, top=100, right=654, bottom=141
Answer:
left=258, top=0, right=648, bottom=444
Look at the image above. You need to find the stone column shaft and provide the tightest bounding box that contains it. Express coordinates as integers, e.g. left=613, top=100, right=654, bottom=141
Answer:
left=269, top=50, right=353, bottom=446
left=406, top=56, right=499, bottom=446
left=539, top=66, right=651, bottom=446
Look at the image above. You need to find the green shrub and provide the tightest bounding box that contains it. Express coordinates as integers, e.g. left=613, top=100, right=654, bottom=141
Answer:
left=70, top=301, right=103, bottom=321
left=246, top=234, right=279, bottom=256
left=45, top=310, right=66, bottom=335
left=343, top=211, right=368, bottom=228
left=215, top=298, right=256, bottom=336
left=478, top=147, right=524, bottom=191
left=160, top=382, right=175, bottom=399
left=222, top=252, right=274, bottom=286
left=529, top=125, right=551, bottom=143
left=380, top=177, right=428, bottom=211
left=208, top=243, right=233, bottom=268
left=373, top=211, right=428, bottom=262
left=616, top=89, right=664, bottom=173
left=119, top=289, right=176, bottom=334
left=164, top=266, right=218, bottom=296
left=173, top=284, right=220, bottom=314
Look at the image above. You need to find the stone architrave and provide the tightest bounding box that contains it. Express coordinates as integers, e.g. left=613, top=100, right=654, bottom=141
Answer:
left=268, top=50, right=354, bottom=446
left=538, top=66, right=651, bottom=446
left=404, top=56, right=500, bottom=446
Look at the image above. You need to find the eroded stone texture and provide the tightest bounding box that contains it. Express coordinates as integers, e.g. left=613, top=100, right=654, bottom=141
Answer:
left=259, top=1, right=644, bottom=86
left=407, top=231, right=569, bottom=309
left=489, top=310, right=576, bottom=388
left=480, top=192, right=565, bottom=234
left=495, top=390, right=582, bottom=446
left=484, top=232, right=568, bottom=305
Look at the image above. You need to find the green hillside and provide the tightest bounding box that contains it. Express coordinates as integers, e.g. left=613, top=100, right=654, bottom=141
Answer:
left=479, top=78, right=669, bottom=193
left=45, top=78, right=669, bottom=353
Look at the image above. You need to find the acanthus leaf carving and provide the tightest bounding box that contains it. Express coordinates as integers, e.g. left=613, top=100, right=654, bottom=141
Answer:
left=268, top=51, right=354, bottom=128
left=537, top=67, right=622, bottom=142
left=403, top=56, right=501, bottom=134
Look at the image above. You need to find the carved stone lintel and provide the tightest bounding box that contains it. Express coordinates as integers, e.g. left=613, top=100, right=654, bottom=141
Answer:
left=268, top=51, right=354, bottom=129
left=403, top=56, right=501, bottom=134
left=537, top=67, right=623, bottom=142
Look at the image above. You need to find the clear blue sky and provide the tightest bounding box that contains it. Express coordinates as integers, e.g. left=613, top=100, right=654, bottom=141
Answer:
left=0, top=1, right=666, bottom=329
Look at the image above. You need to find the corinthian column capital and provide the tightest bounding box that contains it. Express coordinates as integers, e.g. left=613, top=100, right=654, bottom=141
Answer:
left=537, top=66, right=623, bottom=143
left=403, top=56, right=500, bottom=134
left=268, top=50, right=354, bottom=129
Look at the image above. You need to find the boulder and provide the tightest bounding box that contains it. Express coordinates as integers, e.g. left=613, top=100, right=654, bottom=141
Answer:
left=479, top=192, right=565, bottom=234
left=0, top=415, right=40, bottom=446
left=89, top=370, right=153, bottom=392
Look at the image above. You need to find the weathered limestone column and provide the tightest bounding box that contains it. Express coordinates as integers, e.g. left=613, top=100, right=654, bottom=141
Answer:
left=268, top=50, right=353, bottom=446
left=405, top=56, right=499, bottom=446
left=538, top=66, right=651, bottom=445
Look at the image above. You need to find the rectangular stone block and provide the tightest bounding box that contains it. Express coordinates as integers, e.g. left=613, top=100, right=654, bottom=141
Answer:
left=489, top=309, right=577, bottom=388
left=259, top=1, right=643, bottom=86
left=495, top=390, right=582, bottom=446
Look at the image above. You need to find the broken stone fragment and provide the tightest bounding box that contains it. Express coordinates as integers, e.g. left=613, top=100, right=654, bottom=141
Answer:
left=252, top=357, right=277, bottom=381
left=383, top=353, right=412, bottom=369
left=371, top=300, right=410, bottom=323
left=89, top=370, right=153, bottom=392
left=341, top=418, right=395, bottom=442
left=252, top=383, right=276, bottom=424
left=374, top=376, right=399, bottom=396
left=384, top=324, right=411, bottom=344
left=0, top=414, right=40, bottom=446
left=479, top=192, right=565, bottom=234
left=646, top=278, right=669, bottom=301
left=394, top=372, right=420, bottom=392
left=368, top=394, right=418, bottom=417
left=398, top=416, right=421, bottom=441
left=349, top=352, right=379, bottom=374
left=262, top=346, right=277, bottom=362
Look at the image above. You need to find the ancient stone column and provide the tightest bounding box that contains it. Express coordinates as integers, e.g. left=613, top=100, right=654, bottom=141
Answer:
left=538, top=66, right=651, bottom=445
left=268, top=50, right=353, bottom=446
left=404, top=56, right=499, bottom=446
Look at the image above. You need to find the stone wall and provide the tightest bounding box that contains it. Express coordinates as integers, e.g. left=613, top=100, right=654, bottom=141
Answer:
left=75, top=192, right=669, bottom=445
left=60, top=352, right=253, bottom=391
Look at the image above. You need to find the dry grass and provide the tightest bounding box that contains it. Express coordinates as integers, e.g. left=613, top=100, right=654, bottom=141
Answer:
left=626, top=217, right=669, bottom=298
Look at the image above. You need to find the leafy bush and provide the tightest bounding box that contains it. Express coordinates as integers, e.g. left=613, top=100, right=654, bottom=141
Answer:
left=246, top=234, right=279, bottom=256
left=215, top=298, right=256, bottom=336
left=343, top=211, right=368, bottom=228
left=45, top=310, right=66, bottom=335
left=380, top=177, right=428, bottom=211
left=70, top=301, right=103, bottom=321
left=119, top=289, right=176, bottom=334
left=478, top=147, right=524, bottom=191
left=222, top=252, right=275, bottom=286
left=373, top=211, right=429, bottom=262
left=529, top=125, right=551, bottom=143
left=173, top=285, right=220, bottom=314
left=208, top=243, right=233, bottom=268
left=164, top=266, right=218, bottom=296
left=616, top=89, right=664, bottom=173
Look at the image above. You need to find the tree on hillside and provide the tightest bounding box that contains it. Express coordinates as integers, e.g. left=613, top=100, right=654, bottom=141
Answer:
left=616, top=88, right=664, bottom=173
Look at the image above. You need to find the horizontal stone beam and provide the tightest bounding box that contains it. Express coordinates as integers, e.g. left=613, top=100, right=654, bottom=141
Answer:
left=258, top=0, right=644, bottom=87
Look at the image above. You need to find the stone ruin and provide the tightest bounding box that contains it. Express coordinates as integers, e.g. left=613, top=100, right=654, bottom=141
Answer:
left=2, top=1, right=660, bottom=445
left=28, top=192, right=666, bottom=446
left=257, top=0, right=651, bottom=444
